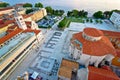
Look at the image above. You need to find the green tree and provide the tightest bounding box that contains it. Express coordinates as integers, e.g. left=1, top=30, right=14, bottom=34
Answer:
left=58, top=17, right=70, bottom=29
left=93, top=11, right=104, bottom=19
left=23, top=3, right=32, bottom=8
left=26, top=9, right=33, bottom=14
left=53, top=10, right=64, bottom=16
left=78, top=10, right=88, bottom=17
left=67, top=11, right=73, bottom=17
left=59, top=10, right=64, bottom=16
left=59, top=10, right=64, bottom=14
left=90, top=19, right=93, bottom=23
left=100, top=20, right=103, bottom=24
left=72, top=9, right=79, bottom=17
left=45, top=6, right=53, bottom=14
left=43, top=16, right=48, bottom=20
left=0, top=2, right=9, bottom=7
left=35, top=2, right=43, bottom=8
left=103, top=11, right=110, bottom=19
left=95, top=19, right=99, bottom=23
left=86, top=18, right=89, bottom=22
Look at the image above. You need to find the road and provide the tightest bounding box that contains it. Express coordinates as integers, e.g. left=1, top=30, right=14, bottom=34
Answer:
left=51, top=18, right=64, bottom=30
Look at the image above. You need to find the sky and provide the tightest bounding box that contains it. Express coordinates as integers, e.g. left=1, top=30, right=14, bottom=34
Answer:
left=2, top=0, right=120, bottom=6
left=2, top=0, right=120, bottom=13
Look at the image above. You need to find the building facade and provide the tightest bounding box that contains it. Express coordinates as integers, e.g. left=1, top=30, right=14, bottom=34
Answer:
left=0, top=10, right=43, bottom=79
left=110, top=12, right=120, bottom=29
left=69, top=28, right=116, bottom=67
left=0, top=7, right=14, bottom=15
left=31, top=8, right=47, bottom=21
left=0, top=30, right=42, bottom=79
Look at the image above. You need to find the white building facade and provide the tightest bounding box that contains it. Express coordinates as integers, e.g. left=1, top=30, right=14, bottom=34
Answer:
left=110, top=12, right=120, bottom=29
left=69, top=28, right=116, bottom=67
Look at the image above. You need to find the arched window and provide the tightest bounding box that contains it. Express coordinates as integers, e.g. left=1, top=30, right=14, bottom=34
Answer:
left=82, top=32, right=101, bottom=42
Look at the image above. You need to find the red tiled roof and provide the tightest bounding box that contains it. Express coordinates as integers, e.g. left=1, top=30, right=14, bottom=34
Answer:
left=22, top=14, right=33, bottom=19
left=6, top=29, right=14, bottom=33
left=0, top=7, right=14, bottom=11
left=72, top=28, right=116, bottom=56
left=5, top=20, right=15, bottom=24
left=88, top=66, right=120, bottom=80
left=0, top=23, right=8, bottom=28
left=0, top=19, right=4, bottom=24
left=25, top=21, right=31, bottom=25
left=116, top=49, right=120, bottom=57
left=0, top=28, right=23, bottom=45
left=112, top=56, right=120, bottom=67
left=33, top=30, right=40, bottom=35
left=58, top=59, right=79, bottom=79
left=0, top=20, right=15, bottom=28
left=7, top=24, right=18, bottom=33
left=27, top=25, right=31, bottom=28
left=8, top=24, right=17, bottom=30
left=84, top=28, right=104, bottom=37
left=25, top=21, right=32, bottom=28
left=102, top=30, right=120, bottom=38
left=23, top=29, right=41, bottom=35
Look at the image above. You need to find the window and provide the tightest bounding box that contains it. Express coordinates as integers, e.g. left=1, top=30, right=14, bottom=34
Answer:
left=82, top=32, right=101, bottom=42
left=74, top=40, right=82, bottom=48
left=20, top=18, right=22, bottom=20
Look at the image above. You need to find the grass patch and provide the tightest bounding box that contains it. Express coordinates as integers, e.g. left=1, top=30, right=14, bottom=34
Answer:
left=58, top=17, right=71, bottom=29
left=67, top=17, right=85, bottom=23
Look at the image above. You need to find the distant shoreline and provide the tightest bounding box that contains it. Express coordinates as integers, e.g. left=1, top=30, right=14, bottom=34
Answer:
left=3, top=0, right=120, bottom=16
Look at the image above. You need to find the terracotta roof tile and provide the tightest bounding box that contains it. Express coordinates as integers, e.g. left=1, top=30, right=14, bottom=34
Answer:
left=23, top=29, right=41, bottom=35
left=116, top=49, right=120, bottom=57
left=58, top=59, right=79, bottom=79
left=0, top=19, right=4, bottom=24
left=73, top=31, right=116, bottom=56
left=5, top=20, right=15, bottom=24
left=112, top=57, right=120, bottom=67
left=88, top=66, right=120, bottom=80
left=0, top=20, right=15, bottom=29
left=25, top=21, right=31, bottom=28
left=25, top=21, right=31, bottom=25
left=102, top=30, right=120, bottom=38
left=0, top=7, right=13, bottom=11
left=59, top=66, right=72, bottom=79
left=0, top=23, right=8, bottom=28
left=84, top=28, right=104, bottom=37
left=6, top=29, right=14, bottom=33
left=22, top=14, right=33, bottom=19
left=8, top=24, right=17, bottom=30
left=0, top=28, right=23, bottom=45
